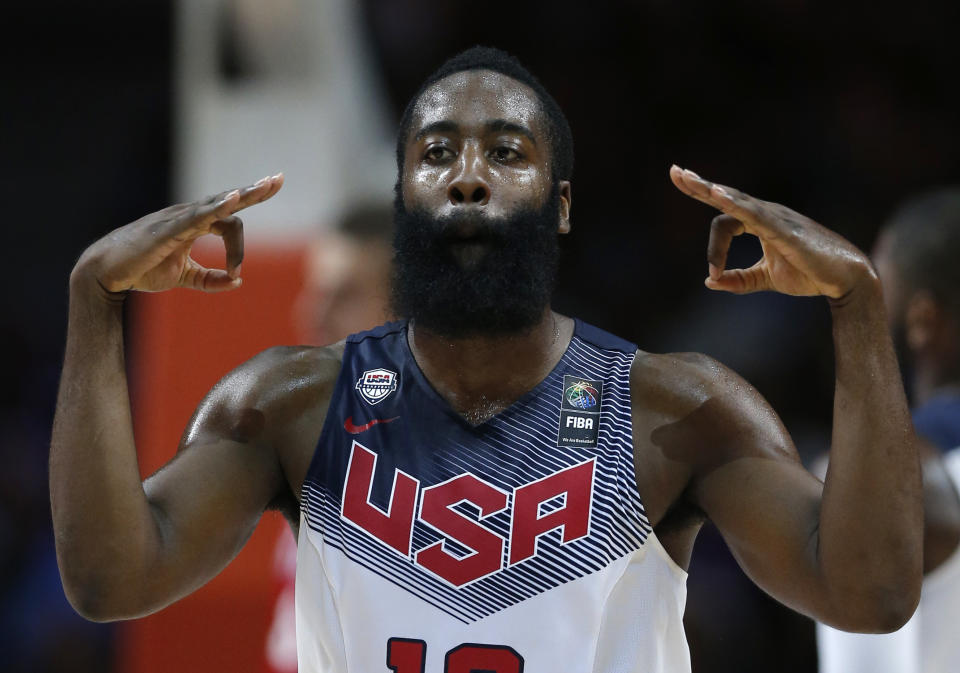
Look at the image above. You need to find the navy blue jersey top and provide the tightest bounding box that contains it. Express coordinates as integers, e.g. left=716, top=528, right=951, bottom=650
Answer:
left=294, top=319, right=692, bottom=672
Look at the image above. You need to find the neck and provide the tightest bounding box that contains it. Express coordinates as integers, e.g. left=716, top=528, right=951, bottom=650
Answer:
left=408, top=308, right=572, bottom=425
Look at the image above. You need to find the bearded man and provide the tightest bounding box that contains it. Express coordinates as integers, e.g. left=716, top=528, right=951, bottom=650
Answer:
left=51, top=47, right=922, bottom=673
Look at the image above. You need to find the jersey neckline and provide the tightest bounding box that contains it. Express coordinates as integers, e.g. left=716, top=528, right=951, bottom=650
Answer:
left=399, top=318, right=582, bottom=432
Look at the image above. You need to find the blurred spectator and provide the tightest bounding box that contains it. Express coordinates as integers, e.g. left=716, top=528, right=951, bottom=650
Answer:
left=292, top=203, right=395, bottom=347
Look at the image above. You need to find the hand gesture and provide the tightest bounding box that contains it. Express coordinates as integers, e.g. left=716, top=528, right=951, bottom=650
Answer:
left=669, top=165, right=875, bottom=300
left=74, top=174, right=284, bottom=296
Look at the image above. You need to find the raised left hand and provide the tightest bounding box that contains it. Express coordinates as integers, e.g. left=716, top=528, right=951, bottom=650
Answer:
left=670, top=165, right=876, bottom=299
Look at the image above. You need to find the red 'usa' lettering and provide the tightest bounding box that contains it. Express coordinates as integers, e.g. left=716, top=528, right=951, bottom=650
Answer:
left=342, top=441, right=595, bottom=585
left=341, top=442, right=419, bottom=556
left=415, top=474, right=509, bottom=587
left=508, top=460, right=595, bottom=566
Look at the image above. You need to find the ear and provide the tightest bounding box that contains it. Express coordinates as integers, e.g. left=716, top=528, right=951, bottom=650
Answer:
left=558, top=180, right=572, bottom=234
left=905, top=290, right=940, bottom=352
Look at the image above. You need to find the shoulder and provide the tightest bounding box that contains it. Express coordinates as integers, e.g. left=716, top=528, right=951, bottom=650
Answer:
left=630, top=350, right=735, bottom=415
left=216, top=343, right=343, bottom=408
left=630, top=350, right=795, bottom=467
left=185, top=343, right=345, bottom=450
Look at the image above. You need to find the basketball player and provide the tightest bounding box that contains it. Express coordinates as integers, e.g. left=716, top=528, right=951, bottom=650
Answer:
left=51, top=48, right=923, bottom=672
left=818, top=189, right=960, bottom=673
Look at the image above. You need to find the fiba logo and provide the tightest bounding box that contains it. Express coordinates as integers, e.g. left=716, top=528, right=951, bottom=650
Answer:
left=564, top=381, right=599, bottom=410
left=558, top=375, right=603, bottom=448
left=356, top=368, right=398, bottom=405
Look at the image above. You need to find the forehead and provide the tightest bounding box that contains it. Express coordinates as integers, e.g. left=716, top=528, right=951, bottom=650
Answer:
left=410, top=70, right=546, bottom=140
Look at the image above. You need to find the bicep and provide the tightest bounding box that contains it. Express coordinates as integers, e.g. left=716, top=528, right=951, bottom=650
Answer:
left=662, top=355, right=833, bottom=618
left=140, top=429, right=285, bottom=611
left=133, top=357, right=294, bottom=614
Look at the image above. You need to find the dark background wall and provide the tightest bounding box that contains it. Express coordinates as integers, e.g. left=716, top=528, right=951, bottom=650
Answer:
left=3, top=1, right=958, bottom=670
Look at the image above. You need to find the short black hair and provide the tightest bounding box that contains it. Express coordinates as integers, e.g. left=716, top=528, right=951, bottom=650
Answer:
left=395, top=46, right=574, bottom=186
left=884, top=188, right=960, bottom=318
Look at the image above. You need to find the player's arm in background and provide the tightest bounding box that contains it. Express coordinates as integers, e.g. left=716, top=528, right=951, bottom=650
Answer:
left=662, top=166, right=923, bottom=632
left=50, top=176, right=330, bottom=621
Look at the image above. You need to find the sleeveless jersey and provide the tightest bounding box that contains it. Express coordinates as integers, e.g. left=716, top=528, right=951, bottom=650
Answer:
left=296, top=320, right=690, bottom=673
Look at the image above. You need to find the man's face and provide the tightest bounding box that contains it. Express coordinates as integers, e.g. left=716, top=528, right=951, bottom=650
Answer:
left=391, top=70, right=571, bottom=338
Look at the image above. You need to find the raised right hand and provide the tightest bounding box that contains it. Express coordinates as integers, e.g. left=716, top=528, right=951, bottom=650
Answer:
left=73, top=173, right=284, bottom=296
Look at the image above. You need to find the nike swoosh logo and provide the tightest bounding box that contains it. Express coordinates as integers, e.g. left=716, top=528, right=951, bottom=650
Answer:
left=344, top=416, right=400, bottom=434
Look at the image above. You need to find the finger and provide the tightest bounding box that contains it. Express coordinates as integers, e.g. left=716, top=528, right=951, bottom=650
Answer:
left=158, top=173, right=284, bottom=249
left=704, top=260, right=770, bottom=295
left=183, top=173, right=285, bottom=232
left=234, top=172, right=285, bottom=210
left=180, top=258, right=243, bottom=293
left=670, top=165, right=747, bottom=213
left=210, top=215, right=244, bottom=278
left=259, top=172, right=285, bottom=202
left=170, top=189, right=242, bottom=240
left=706, top=214, right=745, bottom=280
left=670, top=165, right=785, bottom=240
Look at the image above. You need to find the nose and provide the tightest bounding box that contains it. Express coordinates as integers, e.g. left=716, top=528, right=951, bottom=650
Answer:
left=447, top=143, right=490, bottom=206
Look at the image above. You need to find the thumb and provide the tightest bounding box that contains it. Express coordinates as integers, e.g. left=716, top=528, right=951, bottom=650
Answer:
left=704, top=262, right=768, bottom=295
left=180, top=259, right=244, bottom=293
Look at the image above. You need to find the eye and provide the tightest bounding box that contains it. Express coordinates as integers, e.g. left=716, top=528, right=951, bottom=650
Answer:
left=424, top=145, right=454, bottom=163
left=490, top=146, right=521, bottom=163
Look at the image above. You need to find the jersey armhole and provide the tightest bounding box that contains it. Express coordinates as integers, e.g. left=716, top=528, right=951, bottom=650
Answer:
left=299, top=342, right=354, bottom=505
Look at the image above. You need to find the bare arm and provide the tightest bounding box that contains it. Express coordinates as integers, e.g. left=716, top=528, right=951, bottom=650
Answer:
left=48, top=175, right=321, bottom=621
left=665, top=167, right=923, bottom=632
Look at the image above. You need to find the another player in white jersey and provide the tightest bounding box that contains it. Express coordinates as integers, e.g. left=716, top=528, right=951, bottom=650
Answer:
left=818, top=189, right=960, bottom=673
left=51, top=47, right=923, bottom=672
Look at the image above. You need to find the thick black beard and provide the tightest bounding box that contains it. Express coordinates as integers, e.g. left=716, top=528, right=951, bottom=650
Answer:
left=391, top=188, right=561, bottom=339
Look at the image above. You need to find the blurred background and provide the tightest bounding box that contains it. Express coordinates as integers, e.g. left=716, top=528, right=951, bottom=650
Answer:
left=3, top=0, right=960, bottom=670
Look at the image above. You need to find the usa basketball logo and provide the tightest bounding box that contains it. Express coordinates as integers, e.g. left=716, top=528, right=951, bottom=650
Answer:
left=564, top=380, right=599, bottom=410
left=356, top=368, right=398, bottom=405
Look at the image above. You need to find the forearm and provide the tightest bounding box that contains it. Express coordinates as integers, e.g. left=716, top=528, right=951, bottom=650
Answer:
left=50, top=272, right=162, bottom=619
left=818, top=277, right=923, bottom=629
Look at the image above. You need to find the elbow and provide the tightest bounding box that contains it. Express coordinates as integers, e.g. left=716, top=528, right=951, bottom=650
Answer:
left=58, top=553, right=172, bottom=623
left=872, top=583, right=921, bottom=633
left=827, top=580, right=921, bottom=634
left=57, top=550, right=145, bottom=622
left=863, top=593, right=919, bottom=634
left=61, top=573, right=127, bottom=623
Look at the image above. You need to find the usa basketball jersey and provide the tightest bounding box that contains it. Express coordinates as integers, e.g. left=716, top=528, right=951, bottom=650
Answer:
left=296, top=320, right=690, bottom=672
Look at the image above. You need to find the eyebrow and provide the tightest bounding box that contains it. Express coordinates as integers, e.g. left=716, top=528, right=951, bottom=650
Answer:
left=414, top=119, right=538, bottom=146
